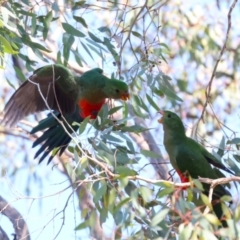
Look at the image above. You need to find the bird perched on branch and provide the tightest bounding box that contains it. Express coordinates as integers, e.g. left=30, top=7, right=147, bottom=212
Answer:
left=158, top=110, right=234, bottom=227
left=1, top=64, right=129, bottom=163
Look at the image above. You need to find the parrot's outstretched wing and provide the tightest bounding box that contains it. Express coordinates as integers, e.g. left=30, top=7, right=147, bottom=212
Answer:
left=1, top=64, right=78, bottom=127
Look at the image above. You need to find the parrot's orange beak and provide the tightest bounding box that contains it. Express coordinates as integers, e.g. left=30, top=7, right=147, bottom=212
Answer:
left=121, top=91, right=130, bottom=101
left=158, top=110, right=164, bottom=124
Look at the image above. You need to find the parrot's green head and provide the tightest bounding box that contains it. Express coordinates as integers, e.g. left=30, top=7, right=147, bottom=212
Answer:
left=103, top=79, right=129, bottom=101
left=158, top=110, right=185, bottom=132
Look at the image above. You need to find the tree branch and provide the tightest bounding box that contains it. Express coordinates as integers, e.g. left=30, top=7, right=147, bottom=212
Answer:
left=0, top=195, right=30, bottom=240
left=200, top=0, right=238, bottom=122
left=0, top=226, right=9, bottom=240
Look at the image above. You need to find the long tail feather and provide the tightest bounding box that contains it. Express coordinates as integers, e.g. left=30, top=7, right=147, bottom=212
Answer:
left=31, top=107, right=83, bottom=164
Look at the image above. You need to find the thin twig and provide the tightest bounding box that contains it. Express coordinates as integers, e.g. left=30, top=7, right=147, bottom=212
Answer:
left=118, top=0, right=148, bottom=73
left=200, top=0, right=238, bottom=122
left=0, top=195, right=31, bottom=240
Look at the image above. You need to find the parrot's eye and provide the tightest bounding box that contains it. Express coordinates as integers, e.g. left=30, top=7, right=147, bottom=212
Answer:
left=167, top=114, right=171, bottom=118
left=115, top=89, right=120, bottom=93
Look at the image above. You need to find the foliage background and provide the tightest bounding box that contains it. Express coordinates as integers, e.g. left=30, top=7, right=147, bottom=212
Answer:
left=0, top=0, right=240, bottom=239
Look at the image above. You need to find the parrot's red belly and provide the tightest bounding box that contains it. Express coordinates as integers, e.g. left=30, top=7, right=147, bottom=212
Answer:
left=176, top=170, right=189, bottom=190
left=78, top=99, right=106, bottom=119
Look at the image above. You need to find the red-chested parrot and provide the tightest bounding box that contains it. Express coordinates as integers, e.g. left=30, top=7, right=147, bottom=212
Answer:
left=1, top=64, right=129, bottom=163
left=158, top=110, right=234, bottom=227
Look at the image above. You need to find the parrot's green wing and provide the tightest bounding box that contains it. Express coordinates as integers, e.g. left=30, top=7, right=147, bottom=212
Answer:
left=189, top=138, right=234, bottom=175
left=2, top=64, right=79, bottom=127
left=176, top=141, right=219, bottom=180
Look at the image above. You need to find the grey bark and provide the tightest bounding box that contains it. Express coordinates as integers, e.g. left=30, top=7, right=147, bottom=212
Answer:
left=0, top=196, right=30, bottom=240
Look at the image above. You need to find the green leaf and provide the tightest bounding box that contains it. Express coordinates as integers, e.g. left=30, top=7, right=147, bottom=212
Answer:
left=121, top=125, right=150, bottom=133
left=103, top=37, right=119, bottom=62
left=43, top=11, right=53, bottom=40
left=132, top=31, right=143, bottom=40
left=131, top=97, right=148, bottom=118
left=113, top=197, right=130, bottom=214
left=85, top=38, right=108, bottom=52
left=200, top=193, right=211, bottom=208
left=160, top=84, right=183, bottom=102
left=97, top=140, right=112, bottom=153
left=158, top=187, right=174, bottom=198
left=133, top=95, right=149, bottom=113
left=146, top=94, right=160, bottom=111
left=125, top=181, right=137, bottom=196
left=116, top=151, right=133, bottom=164
left=0, top=35, right=18, bottom=54
left=73, top=0, right=86, bottom=8
left=151, top=208, right=169, bottom=227
left=81, top=41, right=94, bottom=60
left=13, top=66, right=25, bottom=82
left=6, top=78, right=16, bottom=90
left=233, top=155, right=240, bottom=163
left=108, top=106, right=122, bottom=115
left=217, top=136, right=225, bottom=157
left=179, top=223, right=193, bottom=240
left=122, top=102, right=128, bottom=118
left=152, top=87, right=164, bottom=98
left=102, top=134, right=122, bottom=143
left=73, top=16, right=88, bottom=28
left=31, top=15, right=37, bottom=36
left=114, top=211, right=123, bottom=225
left=94, top=181, right=107, bottom=202
left=62, top=22, right=85, bottom=37
left=193, top=179, right=204, bottom=191
left=108, top=188, right=116, bottom=212
left=224, top=157, right=240, bottom=175
left=56, top=50, right=62, bottom=64
left=73, top=149, right=79, bottom=164
left=98, top=26, right=111, bottom=35
left=141, top=149, right=162, bottom=158
left=234, top=204, right=240, bottom=221
left=22, top=37, right=51, bottom=53
left=116, top=166, right=136, bottom=177
left=18, top=9, right=35, bottom=17
left=86, top=43, right=102, bottom=58
left=201, top=229, right=218, bottom=240
left=227, top=138, right=240, bottom=144
left=177, top=79, right=187, bottom=92
left=79, top=116, right=90, bottom=134
left=88, top=31, right=102, bottom=43
left=159, top=42, right=170, bottom=50
left=220, top=195, right=232, bottom=202
left=204, top=213, right=221, bottom=225
left=62, top=33, right=75, bottom=64
left=72, top=49, right=87, bottom=66
left=139, top=186, right=152, bottom=202
left=215, top=71, right=226, bottom=78
left=75, top=221, right=87, bottom=230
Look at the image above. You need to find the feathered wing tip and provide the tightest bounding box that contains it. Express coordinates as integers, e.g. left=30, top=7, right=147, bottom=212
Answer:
left=204, top=155, right=235, bottom=175
left=31, top=107, right=83, bottom=164
left=1, top=81, right=39, bottom=127
left=1, top=72, right=77, bottom=127
left=34, top=124, right=79, bottom=164
left=30, top=112, right=59, bottom=134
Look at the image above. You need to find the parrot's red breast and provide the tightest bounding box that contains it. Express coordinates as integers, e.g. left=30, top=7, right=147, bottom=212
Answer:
left=176, top=169, right=189, bottom=190
left=78, top=99, right=106, bottom=119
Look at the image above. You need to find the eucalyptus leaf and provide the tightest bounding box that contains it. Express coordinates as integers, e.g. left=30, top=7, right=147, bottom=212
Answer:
left=62, top=22, right=85, bottom=37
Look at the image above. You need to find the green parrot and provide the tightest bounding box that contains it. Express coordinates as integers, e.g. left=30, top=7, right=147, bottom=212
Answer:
left=1, top=64, right=129, bottom=163
left=158, top=110, right=234, bottom=227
